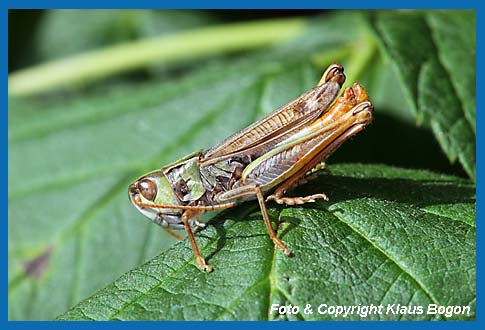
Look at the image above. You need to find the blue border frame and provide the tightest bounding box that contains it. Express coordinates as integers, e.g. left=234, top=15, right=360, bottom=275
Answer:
left=1, top=0, right=479, bottom=9
left=4, top=0, right=481, bottom=328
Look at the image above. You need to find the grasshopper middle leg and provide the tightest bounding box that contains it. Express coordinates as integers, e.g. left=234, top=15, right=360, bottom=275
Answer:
left=255, top=187, right=291, bottom=256
left=215, top=185, right=291, bottom=256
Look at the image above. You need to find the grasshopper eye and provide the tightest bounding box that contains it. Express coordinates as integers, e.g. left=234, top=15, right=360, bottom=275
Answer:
left=137, top=179, right=157, bottom=201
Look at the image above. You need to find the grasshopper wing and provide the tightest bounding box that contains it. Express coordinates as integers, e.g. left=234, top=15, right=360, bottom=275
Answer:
left=241, top=100, right=373, bottom=193
left=201, top=65, right=345, bottom=163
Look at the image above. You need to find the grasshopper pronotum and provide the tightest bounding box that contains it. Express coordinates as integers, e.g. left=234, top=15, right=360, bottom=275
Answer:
left=129, top=64, right=373, bottom=272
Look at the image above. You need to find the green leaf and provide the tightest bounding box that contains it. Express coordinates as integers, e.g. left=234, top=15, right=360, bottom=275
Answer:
left=57, top=164, right=475, bottom=321
left=370, top=10, right=476, bottom=180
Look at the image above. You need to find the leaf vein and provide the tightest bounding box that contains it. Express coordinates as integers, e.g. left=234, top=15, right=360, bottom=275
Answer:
left=329, top=207, right=442, bottom=307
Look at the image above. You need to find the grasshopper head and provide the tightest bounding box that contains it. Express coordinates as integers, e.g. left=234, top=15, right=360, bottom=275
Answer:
left=128, top=171, right=183, bottom=228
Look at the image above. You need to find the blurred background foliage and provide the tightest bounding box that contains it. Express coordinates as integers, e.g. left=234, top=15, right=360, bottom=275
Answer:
left=8, top=10, right=475, bottom=320
left=9, top=9, right=473, bottom=177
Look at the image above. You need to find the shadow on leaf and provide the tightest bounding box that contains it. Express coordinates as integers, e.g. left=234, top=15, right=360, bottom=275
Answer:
left=300, top=173, right=475, bottom=207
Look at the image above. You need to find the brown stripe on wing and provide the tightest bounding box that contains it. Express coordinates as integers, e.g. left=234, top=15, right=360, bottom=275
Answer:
left=202, top=80, right=342, bottom=162
left=241, top=85, right=372, bottom=192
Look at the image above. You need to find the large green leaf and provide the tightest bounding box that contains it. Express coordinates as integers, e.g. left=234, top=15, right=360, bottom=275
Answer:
left=371, top=10, right=476, bottom=180
left=57, top=164, right=475, bottom=320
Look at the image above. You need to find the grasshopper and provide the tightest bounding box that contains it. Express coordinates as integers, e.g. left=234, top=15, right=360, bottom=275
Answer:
left=128, top=64, right=373, bottom=272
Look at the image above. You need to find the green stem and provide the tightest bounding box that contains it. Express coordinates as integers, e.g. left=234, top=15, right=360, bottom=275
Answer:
left=310, top=45, right=354, bottom=68
left=341, top=32, right=378, bottom=89
left=310, top=32, right=378, bottom=90
left=9, top=18, right=306, bottom=97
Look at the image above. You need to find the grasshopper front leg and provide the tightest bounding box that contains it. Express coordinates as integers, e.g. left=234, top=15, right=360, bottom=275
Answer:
left=181, top=209, right=213, bottom=272
left=132, top=198, right=237, bottom=272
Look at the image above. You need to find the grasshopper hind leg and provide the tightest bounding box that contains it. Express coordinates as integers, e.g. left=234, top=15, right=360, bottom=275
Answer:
left=266, top=193, right=329, bottom=206
left=266, top=161, right=329, bottom=206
